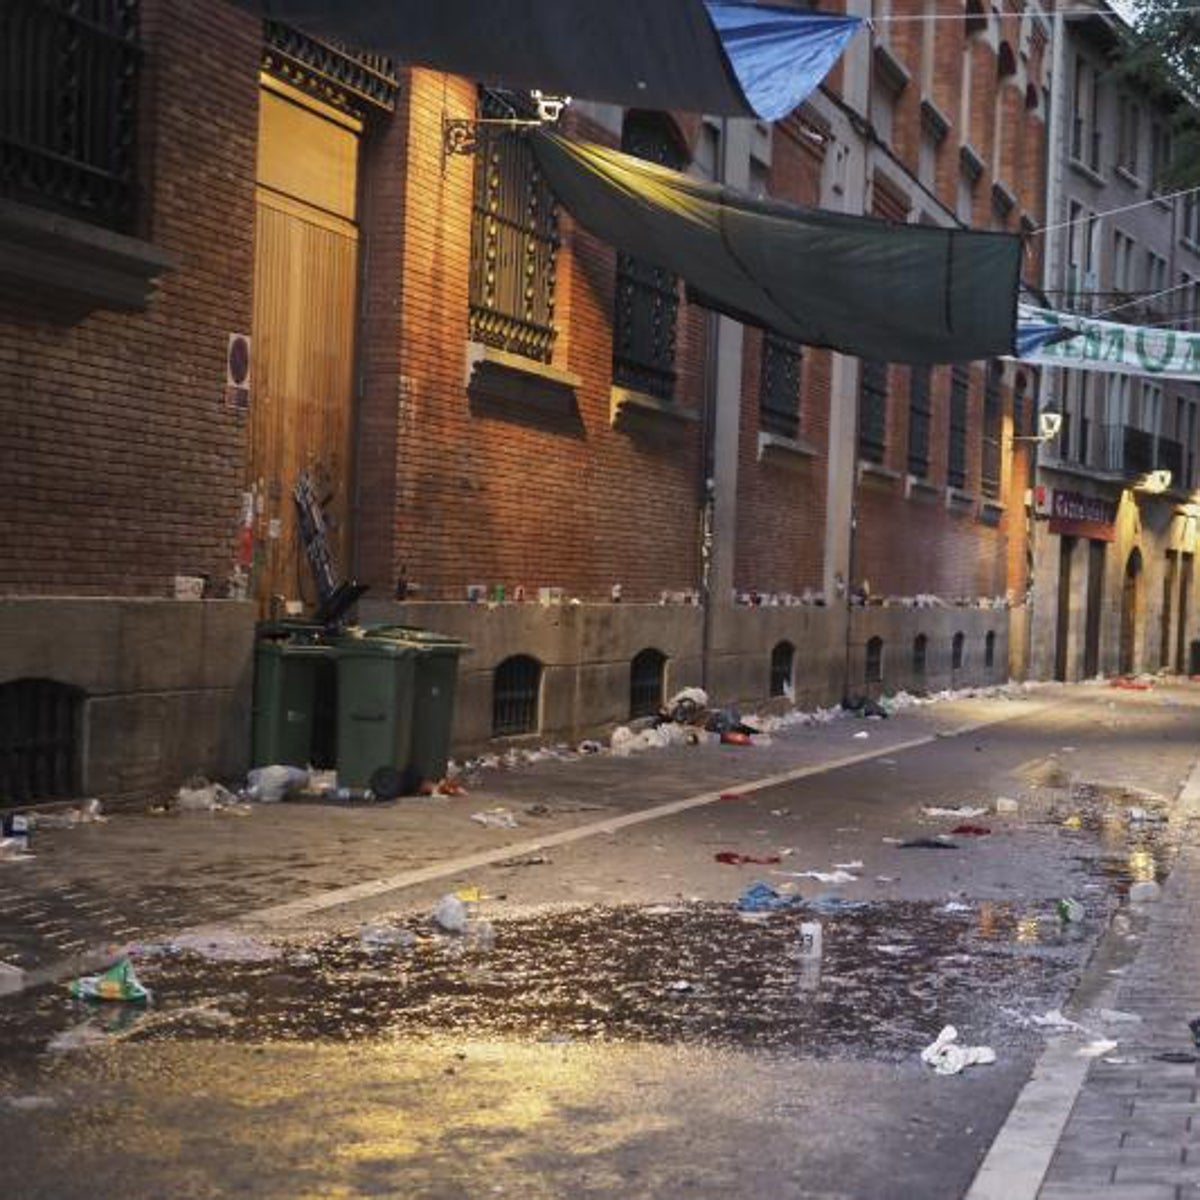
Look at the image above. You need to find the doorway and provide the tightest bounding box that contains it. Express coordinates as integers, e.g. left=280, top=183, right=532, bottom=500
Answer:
left=1083, top=540, right=1105, bottom=678
left=1178, top=552, right=1194, bottom=672
left=249, top=76, right=362, bottom=615
left=1054, top=536, right=1075, bottom=681
left=1162, top=551, right=1178, bottom=670
left=1119, top=547, right=1143, bottom=675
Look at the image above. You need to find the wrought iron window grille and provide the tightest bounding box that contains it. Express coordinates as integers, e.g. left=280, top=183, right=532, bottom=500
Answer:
left=0, top=679, right=82, bottom=805
left=468, top=89, right=560, bottom=363
left=612, top=117, right=683, bottom=400
left=760, top=334, right=804, bottom=440
left=907, top=364, right=933, bottom=477
left=1, top=0, right=142, bottom=232
left=858, top=360, right=888, bottom=464
left=948, top=365, right=970, bottom=490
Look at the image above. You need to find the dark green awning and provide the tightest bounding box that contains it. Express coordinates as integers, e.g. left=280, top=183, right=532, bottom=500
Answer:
left=532, top=133, right=1021, bottom=364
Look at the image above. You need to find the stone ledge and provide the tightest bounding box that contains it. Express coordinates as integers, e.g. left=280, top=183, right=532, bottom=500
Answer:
left=0, top=198, right=174, bottom=315
left=905, top=474, right=940, bottom=502
left=946, top=486, right=976, bottom=513
left=610, top=386, right=700, bottom=433
left=757, top=431, right=818, bottom=469
left=466, top=342, right=582, bottom=419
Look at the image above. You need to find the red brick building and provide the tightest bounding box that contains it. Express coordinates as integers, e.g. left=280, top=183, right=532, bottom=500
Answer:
left=0, top=0, right=1047, bottom=804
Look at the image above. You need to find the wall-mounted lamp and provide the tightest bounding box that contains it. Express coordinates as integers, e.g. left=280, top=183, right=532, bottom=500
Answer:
left=1136, top=469, right=1173, bottom=494
left=443, top=90, right=571, bottom=157
left=1013, top=410, right=1062, bottom=443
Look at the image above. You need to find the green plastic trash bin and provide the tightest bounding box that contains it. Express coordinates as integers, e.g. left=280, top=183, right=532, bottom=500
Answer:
left=335, top=638, right=417, bottom=789
left=365, top=626, right=466, bottom=784
left=252, top=638, right=337, bottom=769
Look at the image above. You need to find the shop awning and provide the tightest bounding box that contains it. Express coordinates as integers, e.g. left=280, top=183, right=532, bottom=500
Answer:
left=533, top=133, right=1021, bottom=364
left=242, top=0, right=862, bottom=120
left=1017, top=303, right=1200, bottom=380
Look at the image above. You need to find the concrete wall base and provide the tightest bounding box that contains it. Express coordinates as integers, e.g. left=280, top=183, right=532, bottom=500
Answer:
left=0, top=598, right=255, bottom=805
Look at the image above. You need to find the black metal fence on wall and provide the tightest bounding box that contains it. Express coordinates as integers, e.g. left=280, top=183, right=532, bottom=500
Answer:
left=1, top=0, right=141, bottom=232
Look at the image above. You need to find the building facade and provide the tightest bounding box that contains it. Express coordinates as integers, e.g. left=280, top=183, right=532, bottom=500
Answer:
left=2, top=0, right=1047, bottom=806
left=1030, top=3, right=1200, bottom=681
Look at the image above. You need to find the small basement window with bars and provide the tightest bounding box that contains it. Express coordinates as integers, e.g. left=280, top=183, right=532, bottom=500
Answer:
left=492, top=655, right=542, bottom=737
left=865, top=636, right=884, bottom=683
left=629, top=648, right=667, bottom=718
left=985, top=630, right=997, bottom=669
left=858, top=360, right=888, bottom=464
left=770, top=641, right=795, bottom=698
left=0, top=679, right=83, bottom=806
left=760, top=334, right=804, bottom=440
left=952, top=632, right=966, bottom=670
left=913, top=633, right=928, bottom=676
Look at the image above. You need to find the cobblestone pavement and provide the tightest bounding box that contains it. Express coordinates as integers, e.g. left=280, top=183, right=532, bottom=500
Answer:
left=0, top=689, right=1041, bottom=977
left=1039, top=833, right=1200, bottom=1200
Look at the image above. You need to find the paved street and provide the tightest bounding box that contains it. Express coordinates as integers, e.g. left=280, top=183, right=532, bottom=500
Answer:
left=1, top=681, right=1199, bottom=1199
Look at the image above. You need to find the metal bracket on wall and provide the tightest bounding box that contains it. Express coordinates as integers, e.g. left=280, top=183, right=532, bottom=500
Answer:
left=442, top=93, right=570, bottom=158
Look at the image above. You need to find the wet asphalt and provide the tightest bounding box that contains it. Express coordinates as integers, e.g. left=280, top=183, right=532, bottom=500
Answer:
left=1, top=683, right=1198, bottom=1199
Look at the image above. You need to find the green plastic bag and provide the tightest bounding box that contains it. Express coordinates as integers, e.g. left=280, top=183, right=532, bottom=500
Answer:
left=68, top=958, right=151, bottom=1004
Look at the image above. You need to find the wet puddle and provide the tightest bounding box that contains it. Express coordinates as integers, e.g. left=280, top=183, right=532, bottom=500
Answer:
left=5, top=900, right=1088, bottom=1066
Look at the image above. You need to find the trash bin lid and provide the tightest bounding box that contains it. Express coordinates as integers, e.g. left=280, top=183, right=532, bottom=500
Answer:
left=364, top=624, right=467, bottom=648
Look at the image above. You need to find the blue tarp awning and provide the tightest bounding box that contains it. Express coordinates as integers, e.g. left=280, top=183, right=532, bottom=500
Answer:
left=240, top=0, right=862, bottom=120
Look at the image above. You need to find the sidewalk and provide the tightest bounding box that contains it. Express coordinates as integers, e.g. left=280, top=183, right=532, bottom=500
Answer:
left=1036, top=805, right=1200, bottom=1199
left=0, top=687, right=1041, bottom=985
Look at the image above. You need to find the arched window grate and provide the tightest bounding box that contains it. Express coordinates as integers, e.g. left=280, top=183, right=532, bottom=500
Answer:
left=492, top=655, right=542, bottom=736
left=0, top=679, right=83, bottom=805
left=770, top=641, right=795, bottom=698
left=985, top=630, right=997, bottom=669
left=629, top=649, right=667, bottom=718
left=913, top=633, right=928, bottom=676
left=865, top=636, right=884, bottom=683
left=952, top=632, right=966, bottom=670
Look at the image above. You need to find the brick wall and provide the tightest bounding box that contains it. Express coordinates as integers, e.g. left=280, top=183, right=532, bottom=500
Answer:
left=734, top=120, right=829, bottom=595
left=358, top=75, right=706, bottom=603
left=0, top=0, right=259, bottom=597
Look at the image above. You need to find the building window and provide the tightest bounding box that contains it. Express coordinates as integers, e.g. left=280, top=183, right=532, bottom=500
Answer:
left=0, top=679, right=83, bottom=805
left=981, top=362, right=1002, bottom=500
left=1184, top=192, right=1200, bottom=247
left=0, top=1, right=141, bottom=232
left=985, top=630, right=997, bottom=669
left=1150, top=123, right=1172, bottom=191
left=908, top=365, right=933, bottom=477
left=865, top=636, right=884, bottom=684
left=1112, top=230, right=1136, bottom=294
left=913, top=633, right=928, bottom=676
left=952, top=632, right=965, bottom=670
left=760, top=333, right=804, bottom=439
left=469, top=90, right=559, bottom=363
left=1116, top=96, right=1140, bottom=176
left=492, top=655, right=542, bottom=736
left=948, top=365, right=970, bottom=489
left=859, top=360, right=888, bottom=464
left=612, top=114, right=683, bottom=398
left=770, top=641, right=795, bottom=698
left=1070, top=56, right=1101, bottom=172
left=629, top=648, right=667, bottom=719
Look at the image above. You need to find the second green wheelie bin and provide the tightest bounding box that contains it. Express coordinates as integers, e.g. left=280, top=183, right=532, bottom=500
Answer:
left=334, top=636, right=417, bottom=789
left=365, top=626, right=466, bottom=784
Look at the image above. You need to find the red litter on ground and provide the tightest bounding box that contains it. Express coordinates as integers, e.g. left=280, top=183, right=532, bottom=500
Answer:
left=951, top=823, right=991, bottom=836
left=721, top=731, right=752, bottom=746
left=715, top=851, right=782, bottom=866
left=1110, top=677, right=1152, bottom=690
left=720, top=791, right=744, bottom=801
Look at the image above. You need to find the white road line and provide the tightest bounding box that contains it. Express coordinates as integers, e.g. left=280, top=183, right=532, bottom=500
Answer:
left=239, top=704, right=1045, bottom=929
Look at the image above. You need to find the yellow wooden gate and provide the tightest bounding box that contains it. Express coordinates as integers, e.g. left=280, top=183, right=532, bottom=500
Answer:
left=249, top=77, right=360, bottom=615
